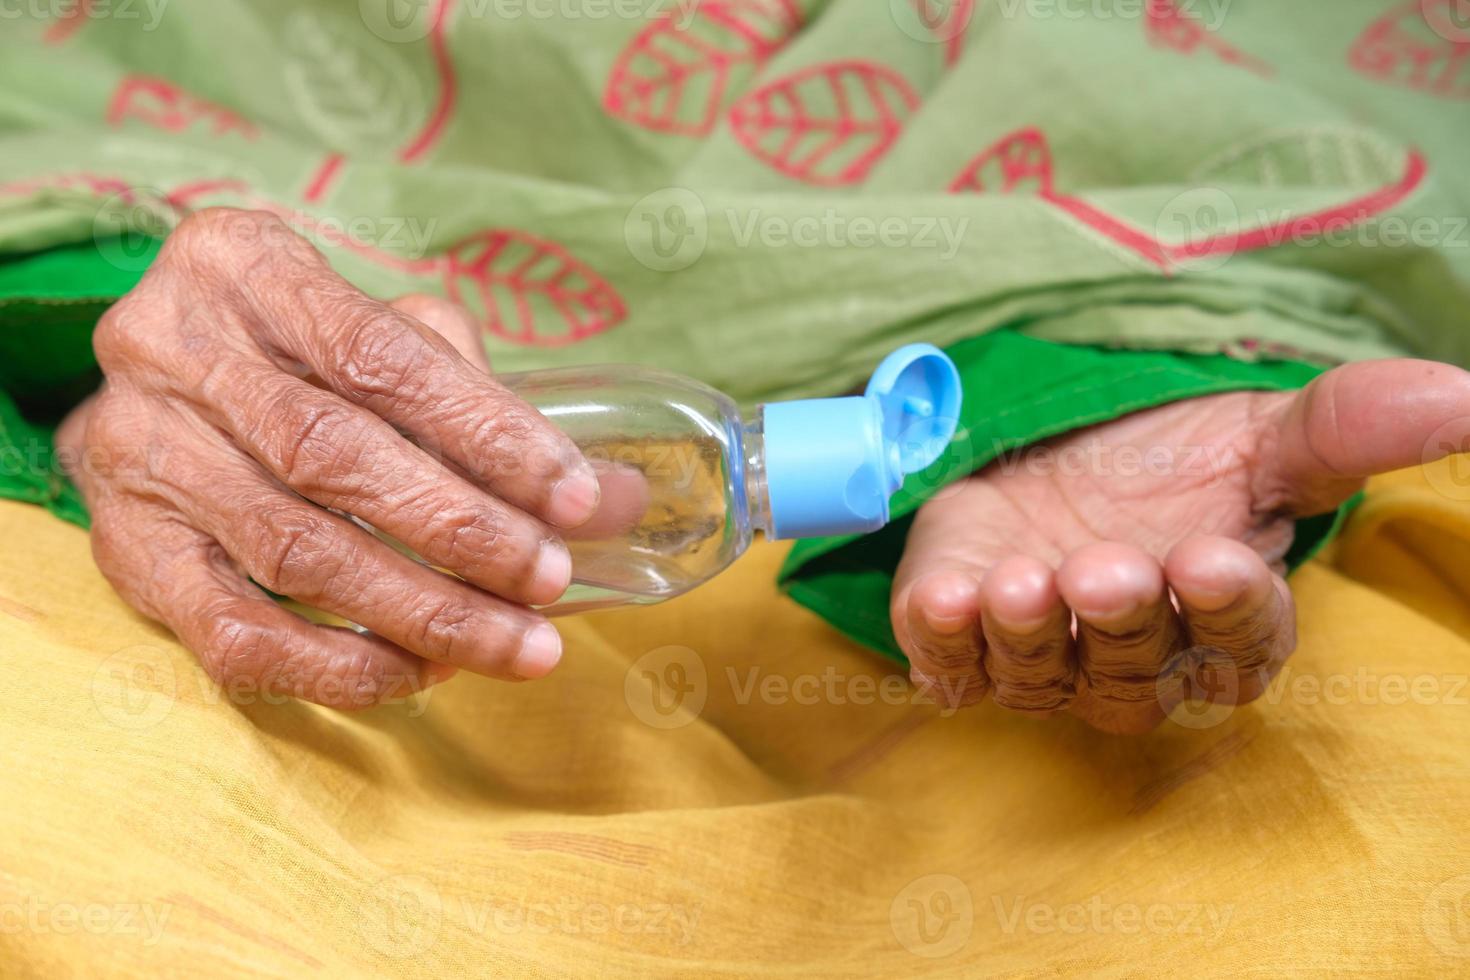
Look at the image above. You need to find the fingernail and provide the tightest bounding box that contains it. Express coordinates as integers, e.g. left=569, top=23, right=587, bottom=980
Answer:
left=512, top=623, right=562, bottom=680
left=548, top=471, right=600, bottom=528
left=921, top=604, right=972, bottom=636
left=531, top=542, right=573, bottom=604
left=1178, top=582, right=1247, bottom=613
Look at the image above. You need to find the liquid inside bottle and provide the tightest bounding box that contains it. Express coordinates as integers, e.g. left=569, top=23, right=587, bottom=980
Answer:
left=500, top=365, right=772, bottom=615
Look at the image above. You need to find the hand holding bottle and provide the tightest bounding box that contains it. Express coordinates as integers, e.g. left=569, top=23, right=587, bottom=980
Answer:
left=56, top=209, right=598, bottom=708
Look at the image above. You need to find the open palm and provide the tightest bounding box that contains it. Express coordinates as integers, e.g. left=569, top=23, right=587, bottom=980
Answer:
left=891, top=359, right=1470, bottom=733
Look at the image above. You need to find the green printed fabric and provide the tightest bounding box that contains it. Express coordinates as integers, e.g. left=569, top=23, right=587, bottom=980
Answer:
left=0, top=0, right=1466, bottom=648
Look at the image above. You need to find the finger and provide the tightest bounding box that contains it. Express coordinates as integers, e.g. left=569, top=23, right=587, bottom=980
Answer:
left=90, top=495, right=454, bottom=709
left=1265, top=358, right=1470, bottom=515
left=561, top=458, right=653, bottom=541
left=389, top=294, right=490, bottom=372
left=896, top=571, right=989, bottom=709
left=893, top=487, right=995, bottom=708
left=377, top=304, right=651, bottom=542
left=146, top=425, right=565, bottom=681
left=178, top=210, right=599, bottom=528
left=200, top=359, right=572, bottom=606
left=1058, top=542, right=1185, bottom=733
left=1165, top=535, right=1295, bottom=705
left=978, top=555, right=1076, bottom=715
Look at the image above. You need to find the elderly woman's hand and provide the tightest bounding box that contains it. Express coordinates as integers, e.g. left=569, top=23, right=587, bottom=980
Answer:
left=56, top=208, right=600, bottom=708
left=892, top=359, right=1470, bottom=733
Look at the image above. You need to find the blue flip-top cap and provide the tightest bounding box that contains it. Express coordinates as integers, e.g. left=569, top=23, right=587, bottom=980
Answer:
left=762, top=344, right=962, bottom=540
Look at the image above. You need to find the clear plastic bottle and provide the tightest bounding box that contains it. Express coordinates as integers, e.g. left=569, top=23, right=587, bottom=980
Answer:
left=500, top=344, right=962, bottom=615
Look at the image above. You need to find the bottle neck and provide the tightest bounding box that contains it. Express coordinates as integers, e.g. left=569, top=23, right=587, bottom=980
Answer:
left=741, top=412, right=773, bottom=537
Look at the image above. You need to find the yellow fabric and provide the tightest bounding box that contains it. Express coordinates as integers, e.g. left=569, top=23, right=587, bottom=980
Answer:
left=3, top=465, right=1470, bottom=977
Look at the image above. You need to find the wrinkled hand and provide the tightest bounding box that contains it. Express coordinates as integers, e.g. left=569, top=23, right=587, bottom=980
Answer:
left=892, top=359, right=1470, bottom=733
left=58, top=208, right=601, bottom=708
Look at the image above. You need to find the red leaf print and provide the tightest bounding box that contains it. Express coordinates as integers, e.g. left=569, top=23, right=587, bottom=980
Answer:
left=949, top=127, right=1054, bottom=194
left=1144, top=0, right=1273, bottom=77
left=603, top=0, right=801, bottom=136
left=727, top=61, right=921, bottom=185
left=1348, top=0, right=1470, bottom=99
left=442, top=231, right=628, bottom=347
left=912, top=0, right=976, bottom=68
left=43, top=0, right=93, bottom=44
left=107, top=75, right=258, bottom=139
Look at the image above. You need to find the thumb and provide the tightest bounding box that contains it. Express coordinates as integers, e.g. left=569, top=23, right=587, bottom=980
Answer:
left=389, top=293, right=491, bottom=373
left=1265, top=358, right=1470, bottom=515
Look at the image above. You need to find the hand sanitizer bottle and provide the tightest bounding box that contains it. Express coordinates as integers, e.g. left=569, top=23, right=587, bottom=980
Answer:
left=499, top=344, right=962, bottom=614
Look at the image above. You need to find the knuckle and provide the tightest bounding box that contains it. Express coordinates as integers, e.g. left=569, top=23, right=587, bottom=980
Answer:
left=93, top=301, right=142, bottom=373
left=987, top=646, right=1075, bottom=711
left=465, top=404, right=558, bottom=478
left=197, top=612, right=275, bottom=685
left=165, top=207, right=285, bottom=264
left=1189, top=615, right=1283, bottom=672
left=1082, top=664, right=1166, bottom=704
left=409, top=596, right=480, bottom=663
left=252, top=509, right=346, bottom=597
left=991, top=681, right=1074, bottom=713
left=80, top=392, right=153, bottom=487
left=427, top=506, right=513, bottom=568
left=271, top=398, right=369, bottom=491
left=334, top=306, right=434, bottom=400
left=919, top=642, right=980, bottom=673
